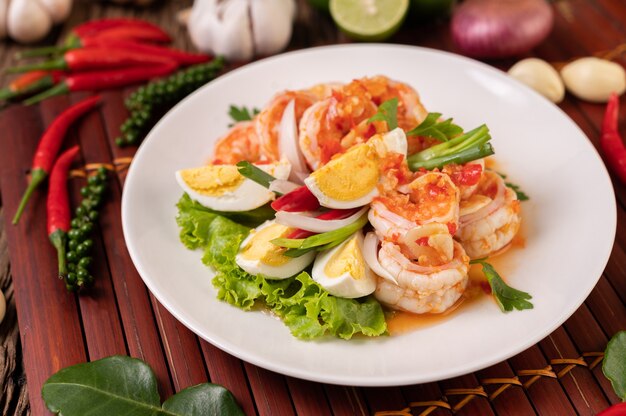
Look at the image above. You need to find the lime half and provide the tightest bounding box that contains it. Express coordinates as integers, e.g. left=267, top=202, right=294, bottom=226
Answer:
left=330, top=0, right=409, bottom=41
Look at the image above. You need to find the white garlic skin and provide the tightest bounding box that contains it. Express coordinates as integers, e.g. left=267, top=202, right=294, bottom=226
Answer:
left=7, top=0, right=53, bottom=43
left=508, top=58, right=564, bottom=103
left=561, top=57, right=626, bottom=103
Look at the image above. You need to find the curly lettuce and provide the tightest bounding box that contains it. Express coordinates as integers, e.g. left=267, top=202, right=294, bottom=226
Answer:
left=176, top=194, right=387, bottom=340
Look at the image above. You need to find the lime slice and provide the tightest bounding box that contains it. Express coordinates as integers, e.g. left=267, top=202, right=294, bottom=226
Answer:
left=330, top=0, right=409, bottom=41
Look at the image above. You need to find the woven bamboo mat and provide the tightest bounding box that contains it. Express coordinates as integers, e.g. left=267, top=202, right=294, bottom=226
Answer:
left=0, top=1, right=626, bottom=415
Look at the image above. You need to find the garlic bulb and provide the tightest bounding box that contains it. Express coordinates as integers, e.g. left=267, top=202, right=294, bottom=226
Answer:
left=8, top=0, right=53, bottom=43
left=39, top=0, right=72, bottom=24
left=561, top=57, right=626, bottom=103
left=508, top=58, right=564, bottom=103
left=186, top=0, right=296, bottom=61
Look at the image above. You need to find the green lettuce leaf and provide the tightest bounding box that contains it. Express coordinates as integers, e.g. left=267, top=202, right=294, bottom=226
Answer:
left=176, top=194, right=387, bottom=340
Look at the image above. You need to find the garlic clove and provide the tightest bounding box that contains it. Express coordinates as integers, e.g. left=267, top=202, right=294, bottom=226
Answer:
left=189, top=0, right=254, bottom=62
left=560, top=57, right=626, bottom=103
left=508, top=58, right=564, bottom=103
left=38, top=0, right=72, bottom=24
left=0, top=0, right=9, bottom=39
left=250, top=0, right=295, bottom=56
left=8, top=0, right=53, bottom=43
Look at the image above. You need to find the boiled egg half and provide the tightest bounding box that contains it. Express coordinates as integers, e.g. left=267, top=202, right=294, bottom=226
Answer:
left=311, top=230, right=376, bottom=298
left=304, top=128, right=407, bottom=209
left=176, top=160, right=290, bottom=212
left=235, top=220, right=315, bottom=279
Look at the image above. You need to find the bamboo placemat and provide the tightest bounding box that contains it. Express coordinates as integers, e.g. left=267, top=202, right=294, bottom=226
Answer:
left=1, top=0, right=626, bottom=415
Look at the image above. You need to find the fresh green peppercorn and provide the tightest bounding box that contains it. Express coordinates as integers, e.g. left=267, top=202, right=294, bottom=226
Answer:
left=71, top=218, right=82, bottom=228
left=78, top=257, right=93, bottom=268
left=89, top=185, right=104, bottom=195
left=76, top=268, right=89, bottom=280
left=97, top=166, right=108, bottom=176
left=82, top=239, right=94, bottom=251
left=67, top=272, right=77, bottom=283
left=125, top=130, right=139, bottom=143
left=87, top=175, right=102, bottom=186
left=68, top=239, right=78, bottom=251
left=88, top=211, right=99, bottom=221
left=68, top=229, right=81, bottom=240
left=67, top=263, right=76, bottom=272
left=75, top=206, right=86, bottom=216
left=80, top=222, right=93, bottom=234
left=115, top=137, right=125, bottom=146
left=76, top=243, right=89, bottom=256
left=67, top=251, right=79, bottom=262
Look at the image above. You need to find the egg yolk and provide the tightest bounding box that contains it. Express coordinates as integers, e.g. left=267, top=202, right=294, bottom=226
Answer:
left=240, top=223, right=291, bottom=267
left=179, top=165, right=244, bottom=196
left=324, top=235, right=365, bottom=279
left=311, top=144, right=379, bottom=201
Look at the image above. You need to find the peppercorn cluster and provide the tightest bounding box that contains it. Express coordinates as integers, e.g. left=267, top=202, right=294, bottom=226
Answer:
left=65, top=167, right=108, bottom=291
left=116, top=57, right=225, bottom=147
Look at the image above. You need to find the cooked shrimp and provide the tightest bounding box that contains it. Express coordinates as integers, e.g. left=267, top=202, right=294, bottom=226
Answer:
left=256, top=90, right=318, bottom=161
left=307, top=82, right=343, bottom=100
left=374, top=241, right=469, bottom=314
left=298, top=90, right=378, bottom=170
left=455, top=171, right=521, bottom=259
left=369, top=172, right=460, bottom=240
left=212, top=121, right=262, bottom=164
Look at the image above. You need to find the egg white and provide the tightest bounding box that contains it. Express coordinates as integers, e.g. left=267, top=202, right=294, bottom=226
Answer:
left=235, top=220, right=315, bottom=280
left=176, top=160, right=291, bottom=212
left=304, top=128, right=408, bottom=209
left=311, top=230, right=376, bottom=298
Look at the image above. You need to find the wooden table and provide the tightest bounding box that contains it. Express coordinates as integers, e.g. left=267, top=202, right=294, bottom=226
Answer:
left=1, top=1, right=625, bottom=415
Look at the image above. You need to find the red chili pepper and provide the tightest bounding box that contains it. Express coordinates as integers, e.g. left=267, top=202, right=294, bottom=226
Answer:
left=12, top=96, right=100, bottom=224
left=597, top=403, right=626, bottom=416
left=23, top=62, right=178, bottom=105
left=81, top=39, right=210, bottom=66
left=271, top=186, right=321, bottom=212
left=74, top=18, right=170, bottom=39
left=285, top=208, right=361, bottom=239
left=17, top=23, right=172, bottom=59
left=47, top=146, right=80, bottom=279
left=8, top=47, right=176, bottom=74
left=0, top=70, right=63, bottom=100
left=601, top=93, right=626, bottom=184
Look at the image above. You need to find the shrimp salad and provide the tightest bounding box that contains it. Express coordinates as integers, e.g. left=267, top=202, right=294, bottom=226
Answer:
left=175, top=75, right=532, bottom=340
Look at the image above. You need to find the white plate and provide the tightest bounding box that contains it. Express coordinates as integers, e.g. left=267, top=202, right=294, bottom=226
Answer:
left=122, top=45, right=616, bottom=386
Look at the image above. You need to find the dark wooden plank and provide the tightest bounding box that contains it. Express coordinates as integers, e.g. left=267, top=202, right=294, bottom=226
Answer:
left=564, top=305, right=621, bottom=404
left=324, top=385, right=370, bottom=416
left=67, top=92, right=175, bottom=399
left=285, top=377, right=333, bottom=416
left=362, top=387, right=406, bottom=415
left=244, top=363, right=296, bottom=416
left=199, top=341, right=258, bottom=416
left=507, top=347, right=576, bottom=415
left=150, top=299, right=209, bottom=391
left=539, top=328, right=609, bottom=415
left=475, top=362, right=536, bottom=416
left=439, top=374, right=496, bottom=416
left=585, top=277, right=626, bottom=337
left=0, top=105, right=88, bottom=416
left=401, top=382, right=450, bottom=416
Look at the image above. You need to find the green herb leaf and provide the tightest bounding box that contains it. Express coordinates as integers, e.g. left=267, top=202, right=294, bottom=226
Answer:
left=42, top=355, right=244, bottom=416
left=367, top=97, right=398, bottom=130
left=228, top=105, right=260, bottom=124
left=236, top=161, right=279, bottom=193
left=272, top=212, right=369, bottom=257
left=603, top=331, right=626, bottom=400
left=470, top=259, right=533, bottom=312
left=505, top=181, right=529, bottom=201
left=406, top=112, right=463, bottom=142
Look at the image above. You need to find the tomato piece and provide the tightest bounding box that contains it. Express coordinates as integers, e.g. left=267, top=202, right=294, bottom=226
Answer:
left=451, top=163, right=483, bottom=186
left=271, top=186, right=320, bottom=212
left=447, top=222, right=457, bottom=235
left=416, top=237, right=429, bottom=246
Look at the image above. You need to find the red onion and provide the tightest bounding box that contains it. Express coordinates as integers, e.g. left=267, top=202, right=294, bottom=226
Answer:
left=451, top=0, right=554, bottom=59
left=275, top=206, right=369, bottom=233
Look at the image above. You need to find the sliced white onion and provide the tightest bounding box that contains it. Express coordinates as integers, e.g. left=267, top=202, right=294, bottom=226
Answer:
left=381, top=240, right=462, bottom=275
left=275, top=206, right=369, bottom=233
left=363, top=232, right=398, bottom=284
left=279, top=99, right=310, bottom=184
left=459, top=173, right=506, bottom=226
left=269, top=179, right=300, bottom=195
